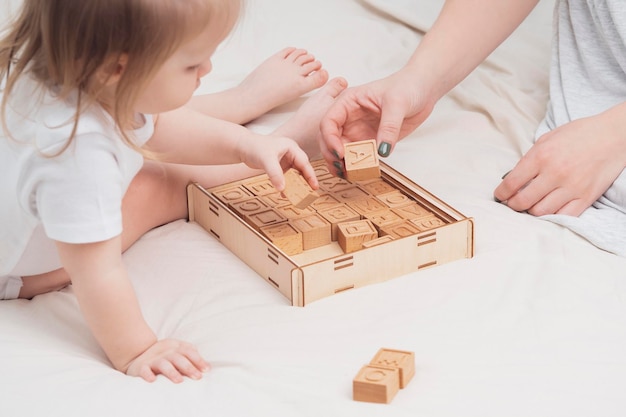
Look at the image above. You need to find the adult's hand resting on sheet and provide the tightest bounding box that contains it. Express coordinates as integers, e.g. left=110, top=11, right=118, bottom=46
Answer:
left=318, top=68, right=433, bottom=173
left=494, top=103, right=626, bottom=216
left=126, top=339, right=209, bottom=383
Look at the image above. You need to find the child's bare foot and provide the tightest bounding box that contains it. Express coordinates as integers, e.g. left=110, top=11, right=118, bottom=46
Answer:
left=189, top=48, right=329, bottom=125
left=238, top=47, right=329, bottom=115
left=274, top=77, right=348, bottom=159
left=19, top=268, right=71, bottom=299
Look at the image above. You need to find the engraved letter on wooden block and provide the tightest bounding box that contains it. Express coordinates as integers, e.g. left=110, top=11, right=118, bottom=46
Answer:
left=246, top=209, right=287, bottom=231
left=376, top=191, right=412, bottom=208
left=344, top=139, right=381, bottom=182
left=310, top=193, right=342, bottom=212
left=359, top=178, right=396, bottom=195
left=212, top=185, right=254, bottom=205
left=370, top=348, right=415, bottom=389
left=366, top=210, right=404, bottom=232
left=243, top=177, right=277, bottom=196
left=230, top=197, right=271, bottom=218
left=353, top=365, right=400, bottom=404
left=380, top=220, right=421, bottom=239
left=392, top=202, right=432, bottom=220
left=283, top=169, right=320, bottom=209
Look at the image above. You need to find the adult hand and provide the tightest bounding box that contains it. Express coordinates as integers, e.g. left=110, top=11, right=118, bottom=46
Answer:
left=494, top=109, right=626, bottom=216
left=319, top=68, right=435, bottom=176
left=126, top=339, right=209, bottom=383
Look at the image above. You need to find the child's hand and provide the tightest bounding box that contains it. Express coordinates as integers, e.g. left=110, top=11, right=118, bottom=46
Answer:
left=240, top=135, right=318, bottom=192
left=125, top=339, right=209, bottom=383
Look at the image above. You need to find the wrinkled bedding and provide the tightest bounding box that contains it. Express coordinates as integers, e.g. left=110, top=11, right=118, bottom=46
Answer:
left=2, top=1, right=626, bottom=416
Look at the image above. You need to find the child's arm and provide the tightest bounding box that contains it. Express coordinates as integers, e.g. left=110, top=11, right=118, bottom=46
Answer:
left=55, top=235, right=208, bottom=383
left=145, top=107, right=317, bottom=192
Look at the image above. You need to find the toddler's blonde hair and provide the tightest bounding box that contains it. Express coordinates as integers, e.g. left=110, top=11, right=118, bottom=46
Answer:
left=0, top=0, right=240, bottom=155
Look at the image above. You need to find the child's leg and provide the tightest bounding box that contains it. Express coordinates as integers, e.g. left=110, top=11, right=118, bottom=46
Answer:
left=273, top=77, right=347, bottom=158
left=187, top=47, right=329, bottom=125
left=18, top=78, right=347, bottom=299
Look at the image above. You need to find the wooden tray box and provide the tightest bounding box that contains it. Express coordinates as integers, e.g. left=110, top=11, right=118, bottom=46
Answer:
left=187, top=161, right=474, bottom=306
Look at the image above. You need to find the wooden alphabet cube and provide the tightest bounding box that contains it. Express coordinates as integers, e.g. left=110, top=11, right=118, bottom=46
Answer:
left=259, top=222, right=303, bottom=256
left=243, top=177, right=277, bottom=196
left=380, top=220, right=421, bottom=239
left=291, top=213, right=332, bottom=250
left=317, top=204, right=361, bottom=241
left=346, top=196, right=388, bottom=217
left=370, top=348, right=415, bottom=389
left=353, top=364, right=400, bottom=404
left=263, top=192, right=291, bottom=207
left=318, top=176, right=353, bottom=193
left=344, top=139, right=381, bottom=181
left=410, top=214, right=446, bottom=231
left=376, top=191, right=412, bottom=208
left=283, top=169, right=320, bottom=209
left=310, top=193, right=342, bottom=212
left=275, top=204, right=316, bottom=220
left=358, top=178, right=397, bottom=195
left=312, top=161, right=334, bottom=180
left=392, top=202, right=433, bottom=220
left=245, top=208, right=287, bottom=231
left=337, top=219, right=378, bottom=253
left=212, top=185, right=254, bottom=205
left=230, top=197, right=271, bottom=218
left=333, top=185, right=370, bottom=202
left=365, top=210, right=405, bottom=232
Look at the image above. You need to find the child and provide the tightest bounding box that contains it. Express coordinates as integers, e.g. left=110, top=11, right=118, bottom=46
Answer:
left=0, top=0, right=347, bottom=383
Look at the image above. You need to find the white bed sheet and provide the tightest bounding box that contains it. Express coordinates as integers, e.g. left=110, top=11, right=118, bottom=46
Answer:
left=2, top=0, right=626, bottom=416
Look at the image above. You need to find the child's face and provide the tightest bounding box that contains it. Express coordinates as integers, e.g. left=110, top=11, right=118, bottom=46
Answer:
left=134, top=24, right=226, bottom=114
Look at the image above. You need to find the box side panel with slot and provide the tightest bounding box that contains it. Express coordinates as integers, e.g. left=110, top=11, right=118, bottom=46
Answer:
left=187, top=184, right=298, bottom=300
left=296, top=218, right=472, bottom=305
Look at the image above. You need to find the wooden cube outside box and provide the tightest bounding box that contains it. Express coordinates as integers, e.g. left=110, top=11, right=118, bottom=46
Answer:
left=370, top=348, right=415, bottom=389
left=353, top=365, right=400, bottom=404
left=353, top=348, right=416, bottom=403
left=187, top=160, right=474, bottom=306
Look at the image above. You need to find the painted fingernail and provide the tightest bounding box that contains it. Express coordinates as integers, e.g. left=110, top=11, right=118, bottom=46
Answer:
left=378, top=142, right=391, bottom=157
left=332, top=149, right=341, bottom=160
left=501, top=170, right=512, bottom=179
left=336, top=169, right=345, bottom=179
left=333, top=160, right=342, bottom=169
left=494, top=196, right=502, bottom=203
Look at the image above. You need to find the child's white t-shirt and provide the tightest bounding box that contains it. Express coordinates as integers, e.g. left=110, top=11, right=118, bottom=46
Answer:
left=0, top=75, right=154, bottom=282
